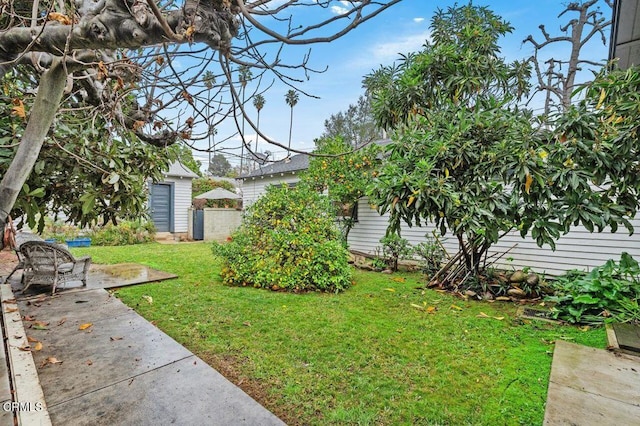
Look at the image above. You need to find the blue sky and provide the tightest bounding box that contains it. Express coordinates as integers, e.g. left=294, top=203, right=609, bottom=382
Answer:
left=193, top=0, right=612, bottom=168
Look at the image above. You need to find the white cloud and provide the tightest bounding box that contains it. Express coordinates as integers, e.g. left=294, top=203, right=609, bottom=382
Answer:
left=413, top=17, right=425, bottom=23
left=331, top=5, right=349, bottom=15
left=347, top=30, right=430, bottom=70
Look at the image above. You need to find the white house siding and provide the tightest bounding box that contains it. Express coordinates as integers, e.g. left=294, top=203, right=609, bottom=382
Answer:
left=241, top=174, right=301, bottom=207
left=162, top=176, right=192, bottom=233
left=349, top=197, right=640, bottom=276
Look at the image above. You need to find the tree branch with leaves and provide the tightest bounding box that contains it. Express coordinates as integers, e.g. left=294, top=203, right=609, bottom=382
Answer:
left=0, top=0, right=401, bottom=243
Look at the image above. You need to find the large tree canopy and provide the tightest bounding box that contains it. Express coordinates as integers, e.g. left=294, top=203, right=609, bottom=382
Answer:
left=0, top=0, right=400, bottom=237
left=364, top=4, right=640, bottom=286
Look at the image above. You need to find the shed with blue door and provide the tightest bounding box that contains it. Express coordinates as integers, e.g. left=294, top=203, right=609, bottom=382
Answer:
left=149, top=161, right=198, bottom=237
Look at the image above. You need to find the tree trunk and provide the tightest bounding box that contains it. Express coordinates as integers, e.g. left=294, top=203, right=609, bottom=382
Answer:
left=288, top=107, right=294, bottom=153
left=0, top=60, right=68, bottom=243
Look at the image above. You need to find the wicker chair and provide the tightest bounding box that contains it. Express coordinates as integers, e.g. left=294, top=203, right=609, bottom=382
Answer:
left=19, top=241, right=92, bottom=295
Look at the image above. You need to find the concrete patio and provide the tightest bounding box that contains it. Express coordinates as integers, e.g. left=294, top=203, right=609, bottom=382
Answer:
left=544, top=340, right=640, bottom=425
left=0, top=254, right=285, bottom=426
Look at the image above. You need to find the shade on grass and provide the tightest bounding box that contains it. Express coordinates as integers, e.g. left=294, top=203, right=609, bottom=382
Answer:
left=73, top=243, right=606, bottom=425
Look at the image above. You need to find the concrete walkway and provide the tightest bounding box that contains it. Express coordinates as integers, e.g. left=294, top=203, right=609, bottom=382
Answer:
left=544, top=340, right=640, bottom=425
left=1, top=264, right=284, bottom=425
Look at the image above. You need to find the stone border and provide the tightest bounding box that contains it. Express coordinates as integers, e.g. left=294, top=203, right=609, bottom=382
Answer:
left=1, top=284, right=51, bottom=425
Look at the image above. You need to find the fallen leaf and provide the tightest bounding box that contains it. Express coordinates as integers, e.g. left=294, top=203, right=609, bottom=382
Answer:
left=477, top=312, right=504, bottom=320
left=426, top=306, right=437, bottom=314
left=384, top=288, right=396, bottom=292
left=391, top=277, right=406, bottom=283
left=450, top=304, right=463, bottom=311
left=33, top=320, right=49, bottom=327
left=410, top=303, right=424, bottom=310
left=23, top=315, right=35, bottom=321
left=110, top=336, right=123, bottom=341
left=34, top=342, right=43, bottom=351
left=495, top=296, right=511, bottom=301
left=58, top=318, right=66, bottom=326
left=5, top=307, right=18, bottom=313
left=32, top=325, right=49, bottom=331
left=78, top=323, right=93, bottom=331
left=10, top=99, right=25, bottom=119
left=142, top=295, right=153, bottom=304
left=13, top=335, right=22, bottom=339
left=86, top=360, right=93, bottom=366
left=18, top=344, right=31, bottom=352
left=3, top=298, right=17, bottom=304
left=27, top=336, right=38, bottom=343
left=46, top=357, right=62, bottom=364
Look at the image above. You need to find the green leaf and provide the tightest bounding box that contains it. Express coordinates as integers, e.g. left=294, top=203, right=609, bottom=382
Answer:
left=29, top=187, right=45, bottom=198
left=81, top=196, right=95, bottom=215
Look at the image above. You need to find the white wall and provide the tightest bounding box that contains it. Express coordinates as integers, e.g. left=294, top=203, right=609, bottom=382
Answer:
left=349, top=197, right=640, bottom=276
left=163, top=176, right=192, bottom=233
left=203, top=208, right=242, bottom=241
left=241, top=174, right=301, bottom=207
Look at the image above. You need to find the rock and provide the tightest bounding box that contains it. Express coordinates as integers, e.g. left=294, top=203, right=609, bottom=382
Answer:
left=483, top=291, right=495, bottom=301
left=526, top=273, right=539, bottom=286
left=358, top=263, right=374, bottom=271
left=381, top=269, right=393, bottom=274
left=507, top=288, right=526, bottom=298
left=510, top=270, right=526, bottom=283
left=539, top=280, right=554, bottom=295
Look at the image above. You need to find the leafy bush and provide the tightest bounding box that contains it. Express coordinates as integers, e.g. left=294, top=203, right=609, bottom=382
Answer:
left=89, top=220, right=156, bottom=246
left=39, top=218, right=81, bottom=242
left=380, top=233, right=412, bottom=272
left=547, top=252, right=640, bottom=324
left=212, top=185, right=352, bottom=293
left=412, top=234, right=446, bottom=275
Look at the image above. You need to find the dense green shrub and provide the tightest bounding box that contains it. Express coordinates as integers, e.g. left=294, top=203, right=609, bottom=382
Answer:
left=212, top=185, right=352, bottom=292
left=547, top=253, right=640, bottom=324
left=89, top=220, right=156, bottom=246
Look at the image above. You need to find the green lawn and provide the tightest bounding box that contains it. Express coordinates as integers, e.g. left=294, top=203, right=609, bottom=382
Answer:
left=73, top=242, right=606, bottom=425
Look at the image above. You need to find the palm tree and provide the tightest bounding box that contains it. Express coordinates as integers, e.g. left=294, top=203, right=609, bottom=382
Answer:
left=284, top=89, right=299, bottom=154
left=252, top=94, right=266, bottom=167
left=238, top=66, right=252, bottom=173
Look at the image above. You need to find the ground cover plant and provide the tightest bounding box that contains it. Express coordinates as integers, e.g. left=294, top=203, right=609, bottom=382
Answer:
left=72, top=243, right=606, bottom=425
left=548, top=252, right=640, bottom=324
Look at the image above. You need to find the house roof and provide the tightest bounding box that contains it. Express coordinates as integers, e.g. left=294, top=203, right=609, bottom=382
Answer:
left=165, top=161, right=199, bottom=178
left=194, top=188, right=241, bottom=200
left=238, top=139, right=392, bottom=180
left=240, top=153, right=309, bottom=179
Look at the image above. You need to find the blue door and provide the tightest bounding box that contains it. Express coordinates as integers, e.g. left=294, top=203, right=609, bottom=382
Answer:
left=150, top=183, right=172, bottom=232
left=193, top=210, right=204, bottom=240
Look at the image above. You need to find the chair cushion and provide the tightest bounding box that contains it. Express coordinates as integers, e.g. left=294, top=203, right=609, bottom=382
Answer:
left=58, top=263, right=74, bottom=273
